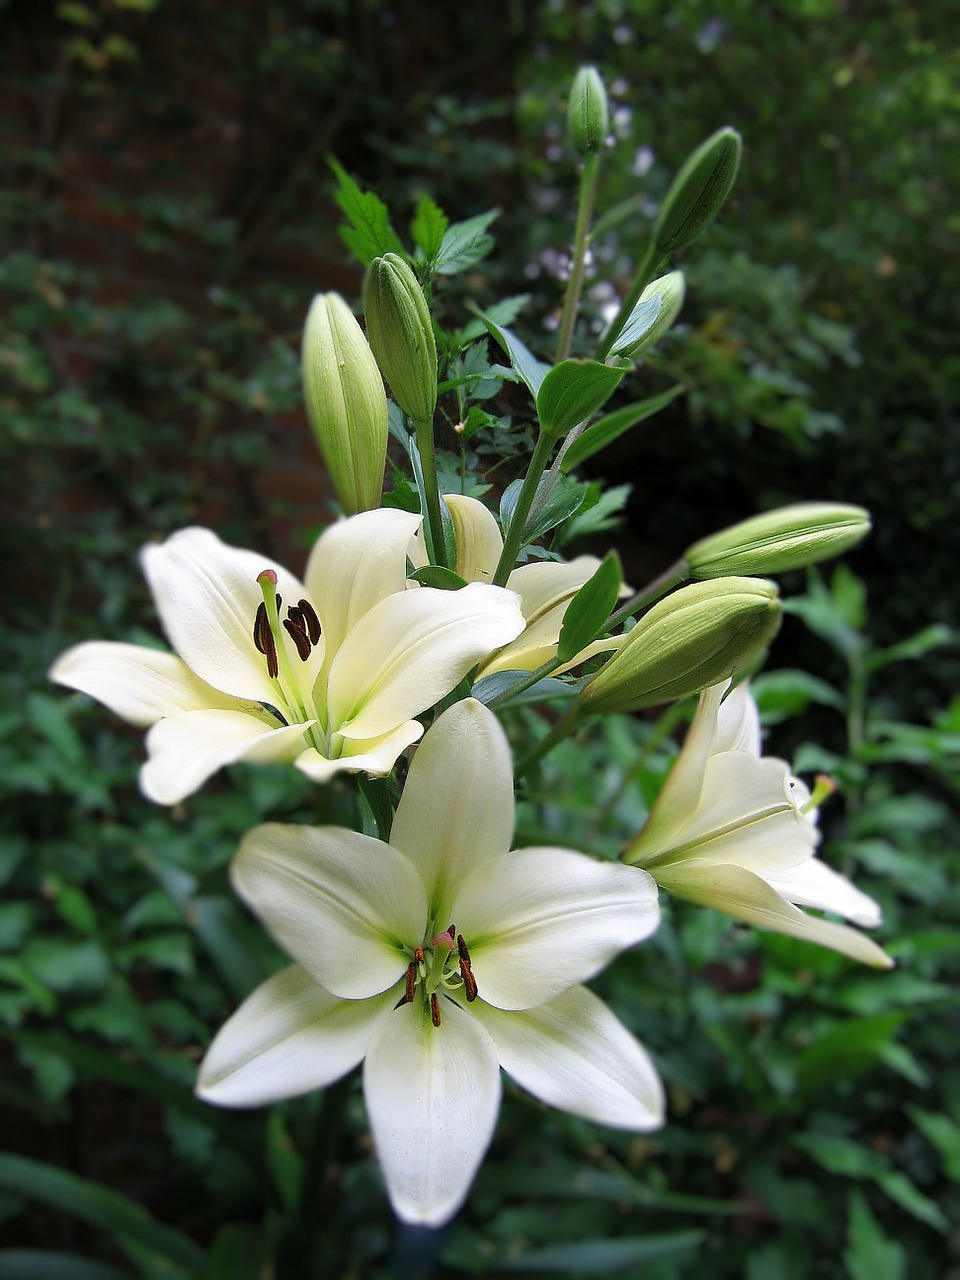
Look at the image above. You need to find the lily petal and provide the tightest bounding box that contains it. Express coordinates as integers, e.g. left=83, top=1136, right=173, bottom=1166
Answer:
left=656, top=862, right=893, bottom=968
left=766, top=857, right=883, bottom=927
left=453, top=850, right=660, bottom=1010
left=231, top=823, right=428, bottom=999
left=443, top=494, right=503, bottom=583
left=714, top=681, right=762, bottom=756
left=49, top=640, right=240, bottom=727
left=141, top=527, right=309, bottom=705
left=390, top=699, right=514, bottom=921
left=197, top=966, right=395, bottom=1107
left=141, top=709, right=308, bottom=805
left=481, top=557, right=601, bottom=677
left=364, top=1000, right=501, bottom=1227
left=328, top=583, right=524, bottom=741
left=304, top=508, right=422, bottom=665
left=292, top=720, right=424, bottom=784
left=474, top=985, right=664, bottom=1130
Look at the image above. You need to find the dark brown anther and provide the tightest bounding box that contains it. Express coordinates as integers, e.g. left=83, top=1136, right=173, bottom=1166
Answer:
left=414, top=946, right=425, bottom=966
left=430, top=993, right=442, bottom=1028
left=404, top=961, right=416, bottom=1003
left=298, top=599, right=322, bottom=645
left=252, top=602, right=279, bottom=679
left=461, top=966, right=478, bottom=1003
left=456, top=934, right=472, bottom=968
left=283, top=617, right=312, bottom=661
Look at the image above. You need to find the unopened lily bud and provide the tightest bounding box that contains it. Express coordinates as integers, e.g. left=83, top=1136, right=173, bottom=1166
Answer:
left=363, top=253, right=437, bottom=423
left=653, top=126, right=742, bottom=259
left=581, top=577, right=781, bottom=714
left=685, top=503, right=871, bottom=578
left=302, top=293, right=388, bottom=514
left=611, top=271, right=686, bottom=358
left=568, top=66, right=609, bottom=156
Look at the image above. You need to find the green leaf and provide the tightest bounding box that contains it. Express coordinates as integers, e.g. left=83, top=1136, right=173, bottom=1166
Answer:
left=408, top=565, right=467, bottom=590
left=843, top=1190, right=907, bottom=1280
left=461, top=294, right=530, bottom=344
left=557, top=552, right=622, bottom=663
left=536, top=359, right=624, bottom=440
left=487, top=1232, right=704, bottom=1273
left=410, top=193, right=448, bottom=263
left=500, top=475, right=586, bottom=546
left=608, top=291, right=662, bottom=355
left=0, top=1155, right=204, bottom=1276
left=434, top=209, right=498, bottom=274
left=0, top=1252, right=130, bottom=1280
left=473, top=314, right=550, bottom=397
left=327, top=158, right=405, bottom=267
left=907, top=1107, right=960, bottom=1181
left=751, top=667, right=846, bottom=723
left=471, top=672, right=578, bottom=707
left=795, top=1013, right=906, bottom=1093
left=560, top=386, right=685, bottom=471
left=867, top=623, right=953, bottom=672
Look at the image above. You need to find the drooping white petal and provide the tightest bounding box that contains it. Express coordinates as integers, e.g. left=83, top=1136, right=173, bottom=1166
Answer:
left=474, top=985, right=664, bottom=1131
left=363, top=1000, right=501, bottom=1227
left=452, top=850, right=660, bottom=1010
left=656, top=862, right=893, bottom=968
left=231, top=824, right=428, bottom=999
left=141, top=527, right=309, bottom=705
left=304, top=509, right=422, bottom=665
left=197, top=966, right=395, bottom=1107
left=390, top=699, right=514, bottom=921
left=637, top=752, right=818, bottom=874
left=327, top=583, right=524, bottom=742
left=292, top=720, right=424, bottom=784
left=765, top=857, right=883, bottom=927
left=714, top=681, right=762, bottom=756
left=443, top=494, right=503, bottom=583
left=480, top=556, right=602, bottom=676
left=141, top=709, right=307, bottom=805
left=49, top=641, right=240, bottom=727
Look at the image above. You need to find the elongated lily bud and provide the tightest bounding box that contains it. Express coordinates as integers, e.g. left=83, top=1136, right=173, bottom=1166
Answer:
left=653, top=126, right=742, bottom=259
left=363, top=253, right=437, bottom=423
left=581, top=578, right=781, bottom=713
left=568, top=66, right=609, bottom=156
left=302, top=293, right=388, bottom=514
left=686, top=503, right=871, bottom=578
left=612, top=271, right=686, bottom=358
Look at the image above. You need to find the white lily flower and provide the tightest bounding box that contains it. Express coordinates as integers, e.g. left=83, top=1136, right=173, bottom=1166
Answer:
left=625, top=682, right=892, bottom=968
left=50, top=510, right=524, bottom=804
left=197, top=699, right=664, bottom=1226
left=412, top=492, right=613, bottom=677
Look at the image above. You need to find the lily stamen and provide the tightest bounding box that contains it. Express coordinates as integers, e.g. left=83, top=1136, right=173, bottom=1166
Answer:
left=430, top=993, right=442, bottom=1028
left=252, top=601, right=279, bottom=679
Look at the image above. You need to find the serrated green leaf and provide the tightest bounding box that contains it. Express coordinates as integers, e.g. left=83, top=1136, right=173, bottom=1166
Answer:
left=536, top=358, right=624, bottom=440
left=557, top=552, right=622, bottom=663
left=560, top=386, right=685, bottom=471
left=328, top=158, right=405, bottom=267
left=434, top=209, right=498, bottom=274
left=410, top=193, right=448, bottom=262
left=843, top=1190, right=907, bottom=1280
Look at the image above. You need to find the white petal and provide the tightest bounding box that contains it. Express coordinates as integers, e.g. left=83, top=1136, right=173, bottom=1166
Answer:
left=656, top=863, right=893, bottom=968
left=231, top=823, right=428, bottom=999
left=304, top=509, right=423, bottom=665
left=141, top=527, right=310, bottom=705
left=197, top=965, right=394, bottom=1107
left=452, top=850, right=660, bottom=1010
left=481, top=557, right=601, bottom=677
left=714, top=681, right=762, bottom=756
left=327, top=583, right=524, bottom=742
left=766, top=857, right=883, bottom=926
left=49, top=640, right=241, bottom=727
left=141, top=708, right=307, bottom=804
left=390, top=699, right=514, bottom=921
left=474, top=986, right=664, bottom=1130
left=443, top=494, right=503, bottom=583
left=363, top=1000, right=501, bottom=1227
left=292, top=721, right=424, bottom=784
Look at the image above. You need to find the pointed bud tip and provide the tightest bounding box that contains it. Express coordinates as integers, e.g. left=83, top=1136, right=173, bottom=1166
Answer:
left=568, top=66, right=609, bottom=156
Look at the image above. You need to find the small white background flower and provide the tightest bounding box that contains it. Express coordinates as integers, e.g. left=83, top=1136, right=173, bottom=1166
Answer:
left=50, top=510, right=524, bottom=803
left=627, top=681, right=892, bottom=968
left=198, top=698, right=664, bottom=1225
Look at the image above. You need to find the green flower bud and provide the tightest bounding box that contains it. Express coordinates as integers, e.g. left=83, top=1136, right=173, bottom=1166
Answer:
left=363, top=253, right=437, bottom=423
left=686, top=503, right=871, bottom=578
left=653, top=126, right=742, bottom=259
left=568, top=66, right=609, bottom=157
left=581, top=577, right=781, bottom=713
left=302, top=293, right=388, bottom=514
left=610, top=271, right=686, bottom=358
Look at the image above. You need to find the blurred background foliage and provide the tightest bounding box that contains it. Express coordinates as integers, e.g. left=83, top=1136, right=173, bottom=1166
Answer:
left=1, top=0, right=958, bottom=1275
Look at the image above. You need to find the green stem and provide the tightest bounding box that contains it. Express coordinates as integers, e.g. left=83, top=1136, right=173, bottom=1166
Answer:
left=595, top=239, right=659, bottom=361
left=556, top=153, right=601, bottom=363
left=492, top=431, right=556, bottom=587
left=515, top=702, right=584, bottom=779
left=605, top=559, right=689, bottom=632
left=359, top=775, right=395, bottom=842
left=415, top=415, right=447, bottom=569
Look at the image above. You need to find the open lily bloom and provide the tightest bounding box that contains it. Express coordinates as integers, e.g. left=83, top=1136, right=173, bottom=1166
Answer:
left=197, top=699, right=664, bottom=1226
left=625, top=682, right=892, bottom=968
left=411, top=493, right=610, bottom=677
left=50, top=510, right=524, bottom=804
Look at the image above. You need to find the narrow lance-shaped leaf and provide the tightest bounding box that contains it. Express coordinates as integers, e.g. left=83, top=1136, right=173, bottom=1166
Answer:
left=562, top=386, right=685, bottom=472
left=557, top=551, right=622, bottom=664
